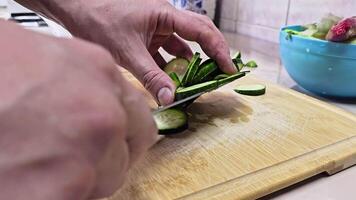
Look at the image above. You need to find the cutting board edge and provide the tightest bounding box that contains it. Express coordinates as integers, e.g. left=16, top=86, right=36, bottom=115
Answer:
left=178, top=136, right=356, bottom=200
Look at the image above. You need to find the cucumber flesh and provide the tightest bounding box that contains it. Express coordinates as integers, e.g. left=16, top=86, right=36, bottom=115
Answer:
left=214, top=74, right=230, bottom=80
left=169, top=72, right=181, bottom=87
left=181, top=53, right=201, bottom=86
left=175, top=80, right=218, bottom=100
left=245, top=61, right=258, bottom=68
left=164, top=58, right=189, bottom=81
left=234, top=84, right=266, bottom=96
left=154, top=108, right=188, bottom=135
left=218, top=72, right=246, bottom=87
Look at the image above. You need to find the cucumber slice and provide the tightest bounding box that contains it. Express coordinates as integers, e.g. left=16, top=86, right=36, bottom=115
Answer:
left=245, top=61, right=258, bottom=68
left=213, top=74, right=230, bottom=80
left=218, top=72, right=246, bottom=87
left=193, top=59, right=219, bottom=84
left=181, top=53, right=202, bottom=86
left=164, top=58, right=189, bottom=81
left=234, top=84, right=266, bottom=96
left=175, top=80, right=218, bottom=100
left=154, top=108, right=188, bottom=135
left=169, top=72, right=181, bottom=87
left=232, top=58, right=244, bottom=72
left=233, top=51, right=242, bottom=59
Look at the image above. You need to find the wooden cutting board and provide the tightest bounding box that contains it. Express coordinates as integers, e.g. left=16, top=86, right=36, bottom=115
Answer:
left=107, top=71, right=356, bottom=200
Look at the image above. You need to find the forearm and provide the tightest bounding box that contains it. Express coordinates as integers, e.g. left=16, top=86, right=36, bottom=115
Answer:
left=13, top=0, right=81, bottom=29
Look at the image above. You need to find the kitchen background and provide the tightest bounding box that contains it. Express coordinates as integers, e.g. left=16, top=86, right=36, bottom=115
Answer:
left=1, top=0, right=356, bottom=113
left=218, top=0, right=356, bottom=43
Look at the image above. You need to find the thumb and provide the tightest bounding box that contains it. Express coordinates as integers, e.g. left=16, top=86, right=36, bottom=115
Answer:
left=123, top=45, right=175, bottom=106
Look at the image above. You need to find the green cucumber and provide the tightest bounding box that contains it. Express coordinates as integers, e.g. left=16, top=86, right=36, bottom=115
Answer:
left=154, top=108, right=188, bottom=135
left=164, top=58, right=189, bottom=81
left=234, top=84, right=266, bottom=96
left=169, top=72, right=181, bottom=87
left=245, top=61, right=258, bottom=68
left=175, top=80, right=218, bottom=100
left=193, top=59, right=219, bottom=84
left=218, top=72, right=246, bottom=87
left=181, top=53, right=202, bottom=86
left=233, top=51, right=242, bottom=59
left=214, top=74, right=230, bottom=80
left=233, top=58, right=244, bottom=71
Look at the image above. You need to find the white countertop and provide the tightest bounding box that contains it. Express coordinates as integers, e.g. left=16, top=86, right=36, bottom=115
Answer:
left=3, top=1, right=356, bottom=199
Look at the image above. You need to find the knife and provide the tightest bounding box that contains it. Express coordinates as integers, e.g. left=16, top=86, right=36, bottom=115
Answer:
left=153, top=91, right=207, bottom=114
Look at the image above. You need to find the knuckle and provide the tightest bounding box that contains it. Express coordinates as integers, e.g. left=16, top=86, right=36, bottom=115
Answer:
left=142, top=70, right=168, bottom=93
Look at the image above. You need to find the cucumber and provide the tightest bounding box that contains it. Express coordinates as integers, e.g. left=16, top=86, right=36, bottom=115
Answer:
left=233, top=51, right=242, bottom=59
left=193, top=59, right=219, bottom=84
left=181, top=53, right=202, bottom=86
left=234, top=84, right=266, bottom=96
left=164, top=58, right=189, bottom=81
left=154, top=108, right=188, bottom=135
left=169, top=72, right=181, bottom=87
left=213, top=74, right=230, bottom=80
left=232, top=58, right=244, bottom=72
left=175, top=80, right=218, bottom=100
left=218, top=72, right=246, bottom=87
left=245, top=61, right=258, bottom=68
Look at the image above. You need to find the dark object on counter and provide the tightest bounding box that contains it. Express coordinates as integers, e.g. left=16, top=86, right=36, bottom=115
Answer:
left=9, top=12, right=48, bottom=27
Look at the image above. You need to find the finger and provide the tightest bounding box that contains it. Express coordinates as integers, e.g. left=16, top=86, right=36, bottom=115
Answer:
left=166, top=8, right=236, bottom=74
left=162, top=35, right=193, bottom=60
left=124, top=42, right=175, bottom=106
left=153, top=52, right=167, bottom=69
left=115, top=75, right=158, bottom=166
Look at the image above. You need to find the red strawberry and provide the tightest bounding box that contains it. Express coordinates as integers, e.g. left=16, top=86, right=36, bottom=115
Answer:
left=326, top=16, right=356, bottom=42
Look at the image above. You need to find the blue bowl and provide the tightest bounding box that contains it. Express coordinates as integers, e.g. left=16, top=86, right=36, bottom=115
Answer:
left=280, top=25, right=356, bottom=98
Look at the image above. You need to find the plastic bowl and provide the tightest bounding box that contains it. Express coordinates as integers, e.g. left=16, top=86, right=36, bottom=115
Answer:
left=280, top=25, right=356, bottom=98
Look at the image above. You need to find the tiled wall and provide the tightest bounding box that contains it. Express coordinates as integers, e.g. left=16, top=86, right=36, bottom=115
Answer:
left=219, top=0, right=356, bottom=43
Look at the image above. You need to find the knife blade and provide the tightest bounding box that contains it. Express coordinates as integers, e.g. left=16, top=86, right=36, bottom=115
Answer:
left=153, top=91, right=206, bottom=114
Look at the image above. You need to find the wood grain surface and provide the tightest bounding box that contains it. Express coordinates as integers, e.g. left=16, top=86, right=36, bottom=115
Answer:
left=106, top=71, right=356, bottom=200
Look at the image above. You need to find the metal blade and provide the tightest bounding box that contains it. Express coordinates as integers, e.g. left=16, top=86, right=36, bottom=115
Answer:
left=153, top=91, right=206, bottom=114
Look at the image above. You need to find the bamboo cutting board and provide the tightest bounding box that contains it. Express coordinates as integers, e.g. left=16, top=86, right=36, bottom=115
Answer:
left=108, top=71, right=356, bottom=200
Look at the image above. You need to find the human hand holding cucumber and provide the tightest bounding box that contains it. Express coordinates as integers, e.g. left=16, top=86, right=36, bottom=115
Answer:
left=15, top=0, right=236, bottom=105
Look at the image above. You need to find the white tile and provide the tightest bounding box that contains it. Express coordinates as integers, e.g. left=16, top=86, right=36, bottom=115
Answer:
left=235, top=0, right=289, bottom=28
left=220, top=18, right=236, bottom=32
left=220, top=0, right=238, bottom=20
left=288, top=0, right=356, bottom=25
left=235, top=22, right=281, bottom=43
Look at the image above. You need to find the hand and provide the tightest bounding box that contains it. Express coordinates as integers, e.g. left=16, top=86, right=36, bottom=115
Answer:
left=26, top=0, right=237, bottom=105
left=0, top=21, right=157, bottom=200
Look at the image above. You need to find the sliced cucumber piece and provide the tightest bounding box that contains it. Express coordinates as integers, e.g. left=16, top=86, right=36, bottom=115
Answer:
left=154, top=108, right=188, bottom=135
left=245, top=60, right=258, bottom=68
left=233, top=51, right=242, bottom=59
left=169, top=72, right=181, bottom=87
left=181, top=53, right=202, bottom=87
left=218, top=72, right=246, bottom=87
left=213, top=74, right=230, bottom=80
left=193, top=59, right=219, bottom=84
left=232, top=58, right=244, bottom=72
left=175, top=80, right=218, bottom=100
left=164, top=58, right=189, bottom=81
left=234, top=84, right=266, bottom=96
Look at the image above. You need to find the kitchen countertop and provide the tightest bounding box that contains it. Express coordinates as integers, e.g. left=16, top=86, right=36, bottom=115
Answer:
left=4, top=1, right=356, bottom=199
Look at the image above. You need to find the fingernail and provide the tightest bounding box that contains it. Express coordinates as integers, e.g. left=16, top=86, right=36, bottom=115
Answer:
left=157, top=87, right=173, bottom=106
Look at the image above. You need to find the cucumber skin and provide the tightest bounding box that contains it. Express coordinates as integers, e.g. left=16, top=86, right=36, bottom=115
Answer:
left=181, top=53, right=201, bottom=87
left=175, top=80, right=218, bottom=100
left=169, top=72, right=181, bottom=87
left=193, top=59, right=220, bottom=84
left=159, top=123, right=188, bottom=135
left=218, top=72, right=246, bottom=87
left=234, top=85, right=266, bottom=96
